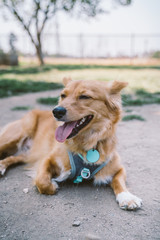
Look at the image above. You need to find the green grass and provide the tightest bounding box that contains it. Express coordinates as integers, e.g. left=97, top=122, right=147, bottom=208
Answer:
left=122, top=89, right=160, bottom=106
left=125, top=109, right=133, bottom=113
left=0, top=64, right=159, bottom=76
left=122, top=97, right=145, bottom=106
left=11, top=106, right=32, bottom=111
left=122, top=115, right=145, bottom=121
left=37, top=97, right=59, bottom=105
left=135, top=89, right=160, bottom=97
left=0, top=79, right=63, bottom=98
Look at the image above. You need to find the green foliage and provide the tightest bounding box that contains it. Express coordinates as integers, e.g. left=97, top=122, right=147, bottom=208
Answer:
left=125, top=109, right=132, bottom=113
left=0, top=79, right=63, bottom=98
left=122, top=89, right=160, bottom=106
left=135, top=89, right=160, bottom=98
left=1, top=64, right=159, bottom=76
left=118, top=0, right=132, bottom=5
left=60, top=0, right=104, bottom=16
left=122, top=115, right=145, bottom=121
left=122, top=96, right=144, bottom=106
left=37, top=97, right=59, bottom=105
left=11, top=106, right=32, bottom=111
left=0, top=65, right=54, bottom=75
left=48, top=64, right=160, bottom=71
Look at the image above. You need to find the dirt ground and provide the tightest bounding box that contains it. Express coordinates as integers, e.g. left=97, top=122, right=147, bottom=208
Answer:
left=0, top=90, right=160, bottom=240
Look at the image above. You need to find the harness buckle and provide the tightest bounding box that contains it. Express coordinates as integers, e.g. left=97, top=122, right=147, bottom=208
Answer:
left=73, top=176, right=83, bottom=183
left=81, top=168, right=91, bottom=179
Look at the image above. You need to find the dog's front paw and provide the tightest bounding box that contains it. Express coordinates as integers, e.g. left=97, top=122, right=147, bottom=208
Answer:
left=0, top=163, right=6, bottom=176
left=116, top=191, right=142, bottom=210
left=36, top=179, right=58, bottom=195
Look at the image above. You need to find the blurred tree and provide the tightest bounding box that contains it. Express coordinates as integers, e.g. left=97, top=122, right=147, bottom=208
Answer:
left=9, top=32, right=17, bottom=53
left=1, top=0, right=132, bottom=65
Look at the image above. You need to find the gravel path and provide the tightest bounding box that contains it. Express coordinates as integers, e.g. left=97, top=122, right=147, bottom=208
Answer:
left=0, top=91, right=160, bottom=240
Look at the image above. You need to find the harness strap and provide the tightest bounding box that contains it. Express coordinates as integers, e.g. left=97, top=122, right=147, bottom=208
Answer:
left=68, top=151, right=76, bottom=179
left=68, top=151, right=112, bottom=182
left=89, top=156, right=112, bottom=179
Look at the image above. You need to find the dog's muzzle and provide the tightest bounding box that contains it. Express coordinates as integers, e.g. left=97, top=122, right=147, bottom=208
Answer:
left=52, top=106, right=66, bottom=120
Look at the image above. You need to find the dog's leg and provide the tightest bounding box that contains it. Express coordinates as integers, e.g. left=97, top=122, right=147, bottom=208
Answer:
left=0, top=111, right=38, bottom=159
left=0, top=119, right=32, bottom=175
left=0, top=120, right=24, bottom=157
left=35, top=154, right=61, bottom=195
left=0, top=155, right=26, bottom=176
left=111, top=168, right=142, bottom=210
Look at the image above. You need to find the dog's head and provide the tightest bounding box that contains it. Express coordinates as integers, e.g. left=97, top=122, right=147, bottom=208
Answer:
left=53, top=78, right=127, bottom=150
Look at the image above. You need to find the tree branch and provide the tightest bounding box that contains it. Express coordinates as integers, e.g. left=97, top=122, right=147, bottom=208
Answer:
left=39, top=3, right=50, bottom=34
left=3, top=1, right=37, bottom=47
left=33, top=0, right=40, bottom=34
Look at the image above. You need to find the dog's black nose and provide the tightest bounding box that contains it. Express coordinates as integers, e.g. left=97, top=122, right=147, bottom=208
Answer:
left=52, top=106, right=67, bottom=119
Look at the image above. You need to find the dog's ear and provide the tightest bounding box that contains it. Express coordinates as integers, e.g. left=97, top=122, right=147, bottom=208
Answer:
left=109, top=81, right=128, bottom=95
left=63, top=77, right=72, bottom=86
left=105, top=81, right=128, bottom=119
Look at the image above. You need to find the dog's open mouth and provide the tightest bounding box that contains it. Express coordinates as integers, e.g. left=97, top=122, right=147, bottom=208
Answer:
left=55, top=115, right=93, bottom=143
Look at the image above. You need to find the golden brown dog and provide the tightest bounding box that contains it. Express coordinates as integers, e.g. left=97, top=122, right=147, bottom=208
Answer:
left=0, top=78, right=142, bottom=210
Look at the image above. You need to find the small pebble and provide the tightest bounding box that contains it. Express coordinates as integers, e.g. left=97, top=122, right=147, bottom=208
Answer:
left=85, top=233, right=101, bottom=240
left=72, top=220, right=81, bottom=227
left=23, top=188, right=29, bottom=194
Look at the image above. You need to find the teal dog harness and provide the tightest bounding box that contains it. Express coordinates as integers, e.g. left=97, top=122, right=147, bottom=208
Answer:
left=68, top=151, right=111, bottom=183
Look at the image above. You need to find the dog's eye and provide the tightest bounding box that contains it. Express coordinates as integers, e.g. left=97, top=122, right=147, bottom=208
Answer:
left=79, top=95, right=91, bottom=100
left=61, top=94, right=66, bottom=99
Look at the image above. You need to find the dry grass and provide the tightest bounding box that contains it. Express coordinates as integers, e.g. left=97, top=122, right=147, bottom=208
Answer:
left=19, top=56, right=160, bottom=66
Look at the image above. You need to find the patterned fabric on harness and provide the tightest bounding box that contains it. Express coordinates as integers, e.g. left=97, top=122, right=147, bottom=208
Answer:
left=68, top=151, right=111, bottom=183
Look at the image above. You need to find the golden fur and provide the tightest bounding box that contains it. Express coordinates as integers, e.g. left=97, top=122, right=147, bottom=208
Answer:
left=0, top=79, right=142, bottom=210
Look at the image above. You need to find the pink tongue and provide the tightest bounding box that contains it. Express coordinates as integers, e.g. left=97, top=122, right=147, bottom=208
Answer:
left=55, top=121, right=77, bottom=142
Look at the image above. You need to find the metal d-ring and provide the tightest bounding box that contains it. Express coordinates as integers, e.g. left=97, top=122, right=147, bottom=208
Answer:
left=81, top=168, right=91, bottom=179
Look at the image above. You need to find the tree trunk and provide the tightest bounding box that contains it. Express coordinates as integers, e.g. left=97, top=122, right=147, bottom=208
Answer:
left=35, top=31, right=44, bottom=65
left=36, top=44, right=44, bottom=65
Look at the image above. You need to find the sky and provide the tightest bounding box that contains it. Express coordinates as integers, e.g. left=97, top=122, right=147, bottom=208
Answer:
left=0, top=0, right=160, bottom=35
left=55, top=0, right=160, bottom=35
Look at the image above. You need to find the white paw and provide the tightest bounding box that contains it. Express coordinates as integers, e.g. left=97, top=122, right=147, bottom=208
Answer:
left=51, top=179, right=59, bottom=190
left=116, top=191, right=142, bottom=210
left=0, top=163, right=6, bottom=176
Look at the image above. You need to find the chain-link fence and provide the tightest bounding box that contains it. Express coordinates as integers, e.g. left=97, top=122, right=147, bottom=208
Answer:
left=0, top=33, right=160, bottom=58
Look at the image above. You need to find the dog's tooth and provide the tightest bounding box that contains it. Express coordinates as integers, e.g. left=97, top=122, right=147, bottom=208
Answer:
left=82, top=117, right=85, bottom=123
left=80, top=120, right=84, bottom=125
left=76, top=117, right=87, bottom=128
